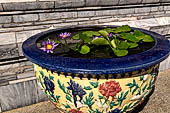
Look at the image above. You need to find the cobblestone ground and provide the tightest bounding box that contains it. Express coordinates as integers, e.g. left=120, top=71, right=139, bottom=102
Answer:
left=4, top=69, right=170, bottom=113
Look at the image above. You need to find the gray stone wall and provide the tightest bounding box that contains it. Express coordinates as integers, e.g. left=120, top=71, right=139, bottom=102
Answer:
left=0, top=0, right=170, bottom=112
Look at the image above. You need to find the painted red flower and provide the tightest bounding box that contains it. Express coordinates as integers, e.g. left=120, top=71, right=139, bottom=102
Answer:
left=69, top=109, right=83, bottom=113
left=99, top=80, right=121, bottom=101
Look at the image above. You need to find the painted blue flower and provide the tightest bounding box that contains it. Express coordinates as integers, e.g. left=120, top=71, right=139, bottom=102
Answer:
left=67, top=80, right=86, bottom=107
left=109, top=108, right=121, bottom=113
left=44, top=76, right=55, bottom=94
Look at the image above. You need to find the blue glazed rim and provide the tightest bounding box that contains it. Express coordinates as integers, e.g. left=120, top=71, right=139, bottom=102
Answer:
left=22, top=25, right=170, bottom=75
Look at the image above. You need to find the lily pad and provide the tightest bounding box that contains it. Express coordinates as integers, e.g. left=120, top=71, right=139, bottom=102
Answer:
left=82, top=31, right=101, bottom=37
left=91, top=38, right=109, bottom=46
left=127, top=42, right=138, bottom=48
left=80, top=33, right=93, bottom=43
left=120, top=32, right=140, bottom=43
left=113, top=49, right=128, bottom=57
left=118, top=41, right=129, bottom=50
left=113, top=25, right=131, bottom=33
left=98, top=30, right=109, bottom=39
left=79, top=45, right=90, bottom=54
left=134, top=30, right=154, bottom=42
left=72, top=34, right=80, bottom=40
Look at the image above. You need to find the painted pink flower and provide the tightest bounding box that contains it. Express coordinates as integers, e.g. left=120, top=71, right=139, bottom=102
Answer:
left=59, top=32, right=71, bottom=39
left=40, top=39, right=58, bottom=53
left=99, top=80, right=121, bottom=101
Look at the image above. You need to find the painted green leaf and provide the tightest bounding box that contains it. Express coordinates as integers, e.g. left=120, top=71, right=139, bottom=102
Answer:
left=57, top=79, right=66, bottom=93
left=79, top=45, right=90, bottom=54
left=56, top=95, right=61, bottom=101
left=120, top=32, right=140, bottom=42
left=124, top=90, right=129, bottom=97
left=84, top=86, right=92, bottom=90
left=98, top=95, right=104, bottom=99
left=113, top=25, right=131, bottom=33
left=72, top=34, right=80, bottom=40
left=91, top=38, right=109, bottom=46
left=134, top=30, right=154, bottom=42
left=127, top=42, right=138, bottom=48
left=89, top=82, right=98, bottom=88
left=139, top=76, right=144, bottom=81
left=39, top=71, right=44, bottom=78
left=142, top=83, right=147, bottom=92
left=108, top=100, right=119, bottom=109
left=82, top=31, right=101, bottom=37
left=89, top=91, right=93, bottom=97
left=132, top=87, right=138, bottom=95
left=39, top=76, right=45, bottom=88
left=62, top=103, right=71, bottom=108
left=118, top=41, right=129, bottom=50
left=113, top=49, right=128, bottom=57
left=66, top=94, right=72, bottom=102
left=49, top=74, right=54, bottom=81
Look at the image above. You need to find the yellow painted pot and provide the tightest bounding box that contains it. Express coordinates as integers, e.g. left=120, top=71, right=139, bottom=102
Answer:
left=22, top=25, right=170, bottom=113
left=34, top=64, right=158, bottom=113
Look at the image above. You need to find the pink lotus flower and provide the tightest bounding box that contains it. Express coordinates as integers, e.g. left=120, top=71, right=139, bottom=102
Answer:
left=40, top=39, right=58, bottom=53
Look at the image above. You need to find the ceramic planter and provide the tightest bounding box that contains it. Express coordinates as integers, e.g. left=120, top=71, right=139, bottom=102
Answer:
left=22, top=25, right=170, bottom=113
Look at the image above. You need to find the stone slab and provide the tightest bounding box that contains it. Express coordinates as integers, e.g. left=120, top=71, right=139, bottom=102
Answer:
left=142, top=0, right=160, bottom=3
left=86, top=0, right=119, bottom=6
left=0, top=79, right=38, bottom=111
left=0, top=32, right=16, bottom=46
left=0, top=16, right=12, bottom=24
left=0, top=0, right=35, bottom=3
left=55, top=0, right=85, bottom=8
left=37, top=83, right=48, bottom=102
left=0, top=74, right=17, bottom=84
left=135, top=18, right=158, bottom=28
left=0, top=44, right=19, bottom=60
left=2, top=1, right=54, bottom=11
left=0, top=63, right=20, bottom=72
left=119, top=0, right=142, bottom=5
left=16, top=30, right=43, bottom=43
left=0, top=4, right=3, bottom=11
left=13, top=14, right=39, bottom=23
left=78, top=11, right=95, bottom=17
left=17, top=71, right=35, bottom=79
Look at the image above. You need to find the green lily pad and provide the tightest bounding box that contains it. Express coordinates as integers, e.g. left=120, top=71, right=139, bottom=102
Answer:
left=79, top=45, right=90, bottom=54
left=103, top=28, right=114, bottom=33
left=113, top=25, right=131, bottom=33
left=80, top=33, right=93, bottom=43
left=113, top=49, right=128, bottom=57
left=98, top=30, right=109, bottom=39
left=120, top=32, right=140, bottom=43
left=91, top=38, right=109, bottom=46
left=127, top=42, right=138, bottom=48
left=82, top=31, right=101, bottom=37
left=118, top=41, right=129, bottom=50
left=72, top=34, right=80, bottom=40
left=134, top=30, right=154, bottom=42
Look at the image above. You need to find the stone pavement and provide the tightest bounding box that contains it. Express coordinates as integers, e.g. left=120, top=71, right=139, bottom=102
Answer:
left=3, top=69, right=170, bottom=113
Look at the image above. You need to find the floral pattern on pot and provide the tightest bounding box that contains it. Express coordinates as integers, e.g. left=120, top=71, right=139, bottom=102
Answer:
left=35, top=64, right=158, bottom=113
left=99, top=80, right=121, bottom=101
